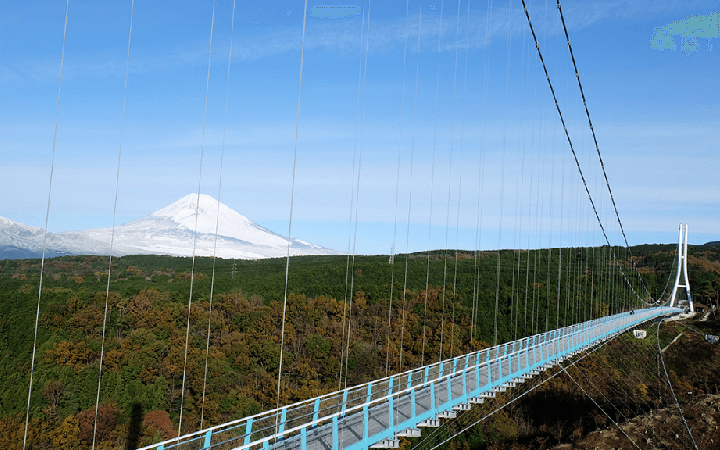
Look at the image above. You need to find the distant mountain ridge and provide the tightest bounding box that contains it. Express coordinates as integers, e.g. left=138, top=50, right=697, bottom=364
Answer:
left=0, top=194, right=339, bottom=260
left=0, top=215, right=134, bottom=259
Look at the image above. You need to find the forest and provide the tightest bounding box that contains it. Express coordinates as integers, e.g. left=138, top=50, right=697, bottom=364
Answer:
left=0, top=243, right=718, bottom=449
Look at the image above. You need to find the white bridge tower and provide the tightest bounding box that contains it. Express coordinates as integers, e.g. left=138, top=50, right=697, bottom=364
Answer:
left=669, top=224, right=693, bottom=312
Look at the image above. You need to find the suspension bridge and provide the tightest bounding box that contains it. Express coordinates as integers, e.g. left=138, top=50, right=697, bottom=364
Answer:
left=5, top=0, right=705, bottom=450
left=139, top=307, right=681, bottom=450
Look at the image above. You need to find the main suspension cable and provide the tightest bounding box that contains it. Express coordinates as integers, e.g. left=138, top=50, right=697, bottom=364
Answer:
left=521, top=0, right=645, bottom=307
left=555, top=0, right=652, bottom=301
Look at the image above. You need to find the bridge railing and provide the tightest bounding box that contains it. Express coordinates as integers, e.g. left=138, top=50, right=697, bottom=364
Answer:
left=139, top=307, right=679, bottom=450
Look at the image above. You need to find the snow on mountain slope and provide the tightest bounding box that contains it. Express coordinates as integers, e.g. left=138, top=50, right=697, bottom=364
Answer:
left=60, top=194, right=338, bottom=259
left=150, top=194, right=289, bottom=247
left=0, top=215, right=136, bottom=258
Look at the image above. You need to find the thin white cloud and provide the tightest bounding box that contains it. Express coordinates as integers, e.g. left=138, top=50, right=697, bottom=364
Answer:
left=5, top=1, right=712, bottom=84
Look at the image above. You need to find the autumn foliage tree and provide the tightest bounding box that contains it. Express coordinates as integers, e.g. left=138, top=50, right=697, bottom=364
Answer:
left=142, top=410, right=176, bottom=442
left=78, top=404, right=117, bottom=444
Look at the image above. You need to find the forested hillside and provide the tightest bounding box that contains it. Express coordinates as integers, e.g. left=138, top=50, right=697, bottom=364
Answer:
left=0, top=244, right=717, bottom=449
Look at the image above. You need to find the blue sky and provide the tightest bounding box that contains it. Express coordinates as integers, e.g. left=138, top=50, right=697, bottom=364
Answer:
left=1, top=0, right=717, bottom=255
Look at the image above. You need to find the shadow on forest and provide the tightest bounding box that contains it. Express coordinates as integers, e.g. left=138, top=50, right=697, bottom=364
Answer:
left=126, top=403, right=143, bottom=450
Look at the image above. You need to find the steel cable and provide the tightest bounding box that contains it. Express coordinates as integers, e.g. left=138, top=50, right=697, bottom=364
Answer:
left=177, top=0, right=216, bottom=437
left=200, top=0, right=236, bottom=430
left=23, top=2, right=69, bottom=447
left=555, top=0, right=652, bottom=302
left=276, top=0, right=309, bottom=432
left=92, top=1, right=134, bottom=448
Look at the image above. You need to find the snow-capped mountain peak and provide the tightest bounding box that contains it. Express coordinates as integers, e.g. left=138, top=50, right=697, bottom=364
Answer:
left=63, top=194, right=334, bottom=259
left=151, top=193, right=249, bottom=229
left=148, top=193, right=286, bottom=247
left=0, top=195, right=338, bottom=260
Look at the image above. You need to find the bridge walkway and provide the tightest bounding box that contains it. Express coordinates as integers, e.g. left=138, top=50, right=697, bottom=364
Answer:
left=141, top=307, right=679, bottom=450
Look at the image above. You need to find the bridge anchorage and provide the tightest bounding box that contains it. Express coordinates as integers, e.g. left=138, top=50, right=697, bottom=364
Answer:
left=139, top=307, right=679, bottom=450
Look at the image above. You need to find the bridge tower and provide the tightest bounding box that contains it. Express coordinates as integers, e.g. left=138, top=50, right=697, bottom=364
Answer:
left=669, top=224, right=693, bottom=312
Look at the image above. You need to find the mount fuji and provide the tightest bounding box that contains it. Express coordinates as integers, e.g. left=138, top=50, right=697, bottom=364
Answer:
left=1, top=194, right=339, bottom=260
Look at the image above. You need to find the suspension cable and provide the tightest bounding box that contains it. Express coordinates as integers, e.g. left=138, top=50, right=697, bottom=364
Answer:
left=399, top=0, right=423, bottom=372
left=24, top=2, right=69, bottom=448
left=177, top=0, right=216, bottom=437
left=440, top=0, right=464, bottom=363
left=452, top=0, right=472, bottom=356
left=537, top=0, right=550, bottom=333
left=276, top=0, right=308, bottom=424
left=657, top=319, right=700, bottom=449
left=512, top=17, right=529, bottom=340
left=422, top=0, right=445, bottom=366
left=200, top=0, right=236, bottom=430
left=555, top=0, right=652, bottom=301
left=92, top=2, right=134, bottom=448
left=657, top=246, right=678, bottom=303
left=559, top=365, right=641, bottom=449
left=338, top=0, right=368, bottom=391
left=494, top=0, right=514, bottom=347
left=521, top=0, right=646, bottom=307
left=470, top=0, right=493, bottom=345
left=386, top=0, right=411, bottom=378
left=343, top=0, right=372, bottom=389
